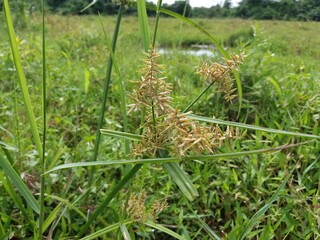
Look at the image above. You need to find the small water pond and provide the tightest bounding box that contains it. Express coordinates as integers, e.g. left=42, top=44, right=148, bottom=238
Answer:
left=159, top=45, right=216, bottom=57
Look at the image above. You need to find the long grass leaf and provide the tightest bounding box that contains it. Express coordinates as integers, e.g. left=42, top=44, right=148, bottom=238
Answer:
left=79, top=220, right=133, bottom=240
left=239, top=163, right=298, bottom=239
left=163, top=162, right=198, bottom=201
left=100, top=129, right=142, bottom=141
left=0, top=170, right=34, bottom=225
left=3, top=0, right=42, bottom=157
left=39, top=0, right=47, bottom=237
left=0, top=153, right=40, bottom=214
left=146, top=221, right=185, bottom=240
left=137, top=0, right=150, bottom=50
left=189, top=114, right=320, bottom=139
left=45, top=141, right=311, bottom=174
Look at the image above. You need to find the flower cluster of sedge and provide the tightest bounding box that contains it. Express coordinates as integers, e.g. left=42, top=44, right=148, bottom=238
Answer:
left=128, top=47, right=243, bottom=158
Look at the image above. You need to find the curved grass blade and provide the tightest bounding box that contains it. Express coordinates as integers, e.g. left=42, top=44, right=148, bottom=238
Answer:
left=80, top=0, right=98, bottom=12
left=239, top=163, right=298, bottom=240
left=45, top=140, right=311, bottom=175
left=3, top=0, right=42, bottom=157
left=0, top=152, right=40, bottom=214
left=45, top=194, right=87, bottom=221
left=163, top=162, right=198, bottom=201
left=146, top=221, right=185, bottom=240
left=79, top=220, right=133, bottom=240
left=137, top=0, right=150, bottom=51
left=42, top=203, right=62, bottom=234
left=100, top=129, right=142, bottom=141
left=189, top=114, right=320, bottom=139
left=186, top=202, right=222, bottom=240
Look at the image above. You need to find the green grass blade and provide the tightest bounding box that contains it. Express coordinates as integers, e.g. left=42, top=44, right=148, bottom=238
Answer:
left=99, top=14, right=130, bottom=156
left=239, top=163, right=298, bottom=239
left=189, top=114, right=320, bottom=139
left=39, top=0, right=47, bottom=237
left=45, top=141, right=310, bottom=174
left=42, top=203, right=62, bottom=234
left=163, top=162, right=198, bottom=201
left=137, top=0, right=150, bottom=51
left=100, top=129, right=142, bottom=141
left=79, top=220, right=133, bottom=240
left=152, top=0, right=163, bottom=47
left=78, top=164, right=142, bottom=237
left=3, top=0, right=42, bottom=157
left=186, top=202, right=222, bottom=240
left=0, top=152, right=40, bottom=214
left=45, top=194, right=87, bottom=221
left=146, top=221, right=185, bottom=240
left=120, top=223, right=131, bottom=240
left=0, top=170, right=34, bottom=226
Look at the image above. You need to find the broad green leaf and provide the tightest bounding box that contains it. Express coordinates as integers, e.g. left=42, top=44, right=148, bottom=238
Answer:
left=146, top=221, right=185, bottom=240
left=163, top=162, right=198, bottom=201
left=0, top=153, right=40, bottom=214
left=189, top=114, right=320, bottom=139
left=137, top=0, right=150, bottom=51
left=100, top=129, right=142, bottom=141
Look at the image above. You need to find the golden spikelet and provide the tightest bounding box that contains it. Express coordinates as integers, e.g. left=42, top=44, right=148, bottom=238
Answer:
left=125, top=190, right=168, bottom=222
left=197, top=52, right=245, bottom=102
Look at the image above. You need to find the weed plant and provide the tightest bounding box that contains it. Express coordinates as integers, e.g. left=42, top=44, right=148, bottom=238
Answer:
left=0, top=1, right=320, bottom=239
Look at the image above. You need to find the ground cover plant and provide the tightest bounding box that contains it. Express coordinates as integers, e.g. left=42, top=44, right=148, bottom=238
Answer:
left=0, top=0, right=320, bottom=239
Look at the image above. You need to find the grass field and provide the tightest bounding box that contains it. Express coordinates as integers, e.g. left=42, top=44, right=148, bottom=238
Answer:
left=0, top=8, right=320, bottom=239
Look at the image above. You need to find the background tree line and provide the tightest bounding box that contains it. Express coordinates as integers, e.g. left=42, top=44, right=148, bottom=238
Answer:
left=2, top=0, right=320, bottom=21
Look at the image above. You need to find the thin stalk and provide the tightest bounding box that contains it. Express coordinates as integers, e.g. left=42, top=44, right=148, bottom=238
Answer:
left=183, top=81, right=215, bottom=113
left=152, top=0, right=162, bottom=48
left=98, top=13, right=130, bottom=158
left=178, top=0, right=189, bottom=47
left=78, top=164, right=143, bottom=237
left=39, top=0, right=47, bottom=238
left=88, top=4, right=124, bottom=188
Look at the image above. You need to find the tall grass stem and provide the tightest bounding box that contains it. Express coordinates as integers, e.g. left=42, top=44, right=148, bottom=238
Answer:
left=39, top=0, right=47, bottom=237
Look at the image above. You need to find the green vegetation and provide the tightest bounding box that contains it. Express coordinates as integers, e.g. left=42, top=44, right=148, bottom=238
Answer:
left=0, top=1, right=320, bottom=239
